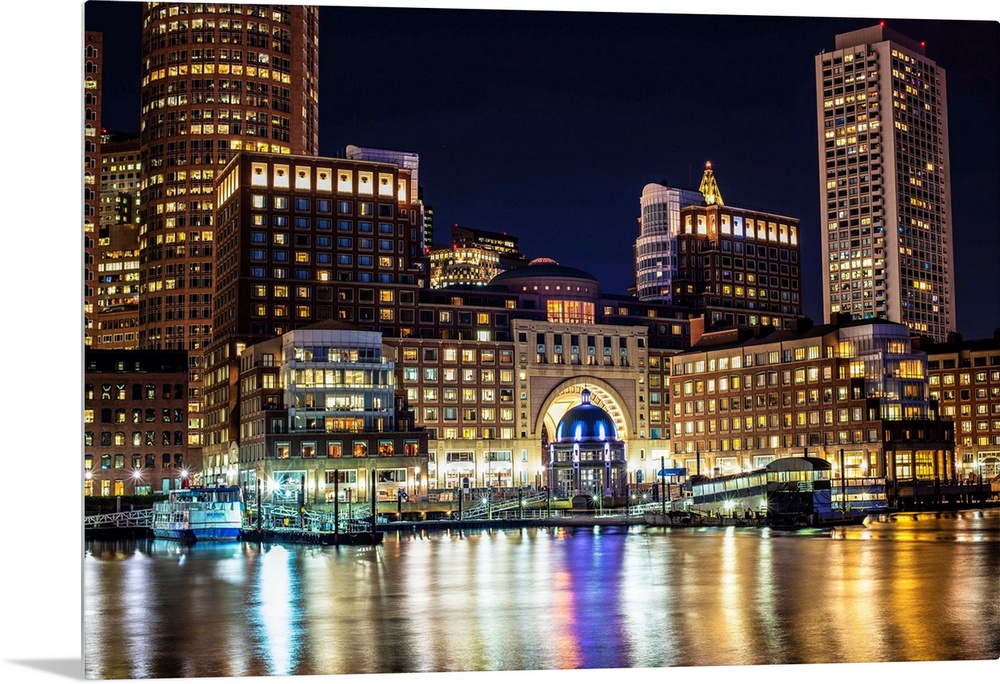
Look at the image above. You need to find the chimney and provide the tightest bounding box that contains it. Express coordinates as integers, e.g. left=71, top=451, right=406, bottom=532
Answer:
left=689, top=315, right=705, bottom=347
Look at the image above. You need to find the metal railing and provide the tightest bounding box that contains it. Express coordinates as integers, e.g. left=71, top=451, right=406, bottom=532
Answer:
left=84, top=509, right=153, bottom=529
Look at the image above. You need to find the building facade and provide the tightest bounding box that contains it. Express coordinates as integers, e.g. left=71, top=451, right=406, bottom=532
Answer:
left=815, top=24, right=955, bottom=341
left=200, top=153, right=693, bottom=489
left=917, top=332, right=1000, bottom=480
left=428, top=225, right=529, bottom=289
left=672, top=202, right=802, bottom=331
left=136, top=3, right=321, bottom=469
left=669, top=316, right=954, bottom=484
left=94, top=133, right=142, bottom=350
left=237, top=325, right=428, bottom=504
left=84, top=31, right=103, bottom=348
left=203, top=151, right=425, bottom=481
left=84, top=350, right=192, bottom=496
left=634, top=178, right=705, bottom=303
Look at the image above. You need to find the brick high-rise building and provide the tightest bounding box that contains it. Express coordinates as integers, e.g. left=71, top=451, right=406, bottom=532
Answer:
left=667, top=164, right=803, bottom=331
left=815, top=24, right=955, bottom=341
left=136, top=3, right=320, bottom=458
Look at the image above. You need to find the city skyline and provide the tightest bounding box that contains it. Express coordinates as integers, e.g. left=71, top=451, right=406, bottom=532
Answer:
left=83, top=2, right=1000, bottom=339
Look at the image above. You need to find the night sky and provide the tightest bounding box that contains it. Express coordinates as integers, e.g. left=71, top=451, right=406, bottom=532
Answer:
left=83, top=1, right=1000, bottom=339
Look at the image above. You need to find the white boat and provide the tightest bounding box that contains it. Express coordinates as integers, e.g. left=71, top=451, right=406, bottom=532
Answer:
left=152, top=486, right=244, bottom=541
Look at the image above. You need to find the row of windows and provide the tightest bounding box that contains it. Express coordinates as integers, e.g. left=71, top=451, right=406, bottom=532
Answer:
left=676, top=407, right=867, bottom=433
left=87, top=431, right=185, bottom=447
left=929, top=370, right=1000, bottom=386
left=273, top=440, right=421, bottom=459
left=672, top=347, right=825, bottom=375
left=85, top=453, right=184, bottom=470
left=85, top=408, right=186, bottom=424
left=85, top=383, right=184, bottom=400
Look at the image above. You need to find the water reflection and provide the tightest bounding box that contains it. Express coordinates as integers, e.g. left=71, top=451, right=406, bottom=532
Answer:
left=84, top=511, right=1000, bottom=678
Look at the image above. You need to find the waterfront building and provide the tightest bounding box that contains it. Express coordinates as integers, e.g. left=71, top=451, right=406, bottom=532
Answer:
left=84, top=31, right=103, bottom=347
left=201, top=164, right=692, bottom=490
left=815, top=24, right=955, bottom=341
left=94, top=133, right=142, bottom=350
left=915, top=332, right=1000, bottom=480
left=669, top=314, right=954, bottom=485
left=203, top=151, right=424, bottom=483
left=84, top=349, right=192, bottom=496
left=547, top=388, right=628, bottom=499
left=633, top=177, right=705, bottom=303
left=136, top=3, right=321, bottom=471
left=237, top=324, right=428, bottom=504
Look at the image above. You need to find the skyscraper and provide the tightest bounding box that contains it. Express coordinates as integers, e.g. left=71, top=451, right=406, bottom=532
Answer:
left=633, top=177, right=704, bottom=303
left=138, top=3, right=320, bottom=353
left=94, top=133, right=142, bottom=350
left=815, top=24, right=955, bottom=342
left=136, top=3, right=320, bottom=455
left=84, top=31, right=103, bottom=348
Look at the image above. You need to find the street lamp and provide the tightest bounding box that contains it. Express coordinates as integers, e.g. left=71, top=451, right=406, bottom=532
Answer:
left=131, top=468, right=143, bottom=495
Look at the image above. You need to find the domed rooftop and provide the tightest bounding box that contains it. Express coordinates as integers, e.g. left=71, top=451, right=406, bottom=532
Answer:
left=489, top=257, right=599, bottom=287
left=555, top=389, right=618, bottom=443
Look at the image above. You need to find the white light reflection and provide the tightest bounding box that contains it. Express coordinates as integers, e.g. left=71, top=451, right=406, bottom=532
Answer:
left=253, top=544, right=298, bottom=675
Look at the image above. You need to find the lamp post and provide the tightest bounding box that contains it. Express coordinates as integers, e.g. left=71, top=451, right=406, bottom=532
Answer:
left=660, top=456, right=666, bottom=519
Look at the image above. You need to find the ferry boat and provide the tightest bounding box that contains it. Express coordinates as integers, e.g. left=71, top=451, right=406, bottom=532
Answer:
left=151, top=486, right=244, bottom=541
left=689, top=457, right=889, bottom=526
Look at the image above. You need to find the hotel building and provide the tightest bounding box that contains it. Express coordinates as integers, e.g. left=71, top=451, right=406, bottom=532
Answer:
left=198, top=148, right=694, bottom=491
left=815, top=24, right=955, bottom=341
left=202, top=152, right=424, bottom=481
left=672, top=201, right=802, bottom=331
left=669, top=315, right=954, bottom=484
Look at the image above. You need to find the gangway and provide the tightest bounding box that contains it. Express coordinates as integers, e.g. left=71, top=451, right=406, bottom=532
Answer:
left=460, top=492, right=549, bottom=520
left=84, top=509, right=153, bottom=529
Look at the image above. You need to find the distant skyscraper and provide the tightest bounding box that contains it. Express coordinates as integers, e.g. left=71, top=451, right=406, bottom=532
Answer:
left=84, top=31, right=103, bottom=347
left=94, top=132, right=142, bottom=350
left=633, top=177, right=704, bottom=302
left=428, top=225, right=528, bottom=288
left=816, top=24, right=955, bottom=342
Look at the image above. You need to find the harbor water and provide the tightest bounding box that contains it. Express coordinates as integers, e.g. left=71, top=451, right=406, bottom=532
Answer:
left=83, top=509, right=1000, bottom=679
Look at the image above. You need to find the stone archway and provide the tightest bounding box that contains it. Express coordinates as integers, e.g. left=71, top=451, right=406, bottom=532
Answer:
left=534, top=376, right=633, bottom=445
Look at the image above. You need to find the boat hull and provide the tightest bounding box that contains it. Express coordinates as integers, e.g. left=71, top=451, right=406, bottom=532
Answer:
left=153, top=526, right=241, bottom=542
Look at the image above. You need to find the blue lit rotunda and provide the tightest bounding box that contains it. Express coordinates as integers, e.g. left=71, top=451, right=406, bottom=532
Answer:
left=547, top=389, right=628, bottom=499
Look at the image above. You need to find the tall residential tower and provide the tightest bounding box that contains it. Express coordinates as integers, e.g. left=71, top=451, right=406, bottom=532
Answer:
left=815, top=24, right=954, bottom=342
left=136, top=3, right=320, bottom=455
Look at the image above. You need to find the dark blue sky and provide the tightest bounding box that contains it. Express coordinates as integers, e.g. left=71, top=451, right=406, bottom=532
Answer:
left=84, top=2, right=1000, bottom=339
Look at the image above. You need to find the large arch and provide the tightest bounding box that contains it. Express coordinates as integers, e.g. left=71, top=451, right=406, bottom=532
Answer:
left=533, top=376, right=634, bottom=445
